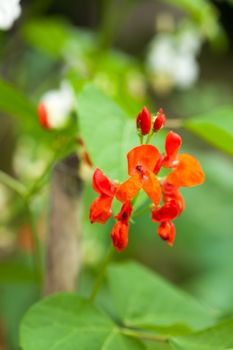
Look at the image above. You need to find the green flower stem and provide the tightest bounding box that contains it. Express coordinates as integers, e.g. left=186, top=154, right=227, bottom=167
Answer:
left=89, top=244, right=114, bottom=302
left=145, top=132, right=154, bottom=144
left=119, top=327, right=168, bottom=343
left=132, top=204, right=153, bottom=219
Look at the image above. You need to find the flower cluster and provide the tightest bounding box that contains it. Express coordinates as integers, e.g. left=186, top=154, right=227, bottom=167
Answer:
left=90, top=107, right=205, bottom=252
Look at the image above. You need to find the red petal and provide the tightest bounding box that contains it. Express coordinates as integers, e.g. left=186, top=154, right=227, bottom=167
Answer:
left=111, top=221, right=129, bottom=252
left=38, top=104, right=50, bottom=129
left=115, top=175, right=142, bottom=203
left=163, top=131, right=182, bottom=168
left=166, top=154, right=205, bottom=187
left=89, top=195, right=113, bottom=224
left=128, top=145, right=161, bottom=176
left=152, top=200, right=180, bottom=222
left=157, top=221, right=176, bottom=246
left=142, top=171, right=161, bottom=205
left=92, top=168, right=115, bottom=197
left=115, top=201, right=132, bottom=223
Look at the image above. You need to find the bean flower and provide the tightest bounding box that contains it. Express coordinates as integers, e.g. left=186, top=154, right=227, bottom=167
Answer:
left=0, top=0, right=21, bottom=30
left=37, top=81, right=75, bottom=129
left=90, top=107, right=205, bottom=251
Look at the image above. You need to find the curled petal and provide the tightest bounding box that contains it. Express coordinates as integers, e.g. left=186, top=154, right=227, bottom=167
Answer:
left=111, top=221, right=129, bottom=252
left=142, top=171, right=161, bottom=205
left=127, top=145, right=161, bottom=176
left=115, top=201, right=132, bottom=224
left=92, top=168, right=115, bottom=197
left=115, top=175, right=142, bottom=203
left=157, top=221, right=176, bottom=246
left=163, top=131, right=182, bottom=168
left=89, top=195, right=113, bottom=224
left=167, top=154, right=205, bottom=187
left=152, top=200, right=180, bottom=222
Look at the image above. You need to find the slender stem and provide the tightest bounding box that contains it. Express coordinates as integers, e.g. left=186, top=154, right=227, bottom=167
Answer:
left=132, top=204, right=152, bottom=219
left=89, top=244, right=114, bottom=302
left=145, top=132, right=154, bottom=144
left=139, top=134, right=143, bottom=145
left=25, top=201, right=43, bottom=288
left=119, top=327, right=168, bottom=343
left=0, top=170, right=26, bottom=197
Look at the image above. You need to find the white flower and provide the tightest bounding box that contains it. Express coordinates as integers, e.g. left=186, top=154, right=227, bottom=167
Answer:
left=38, top=81, right=75, bottom=129
left=147, top=28, right=202, bottom=90
left=0, top=0, right=21, bottom=30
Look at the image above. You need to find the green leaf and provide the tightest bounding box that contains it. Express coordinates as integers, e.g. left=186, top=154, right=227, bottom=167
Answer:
left=185, top=107, right=233, bottom=156
left=22, top=17, right=70, bottom=57
left=171, top=319, right=233, bottom=350
left=0, top=79, right=37, bottom=126
left=77, top=84, right=138, bottom=181
left=105, top=262, right=215, bottom=335
left=20, top=293, right=145, bottom=350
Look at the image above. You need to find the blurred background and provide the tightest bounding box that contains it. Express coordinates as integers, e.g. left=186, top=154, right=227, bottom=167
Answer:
left=0, top=0, right=233, bottom=349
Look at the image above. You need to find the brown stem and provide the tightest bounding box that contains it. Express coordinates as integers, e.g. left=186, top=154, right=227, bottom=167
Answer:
left=44, top=154, right=83, bottom=295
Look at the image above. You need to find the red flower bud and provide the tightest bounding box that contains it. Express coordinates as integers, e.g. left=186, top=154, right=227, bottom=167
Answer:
left=136, top=107, right=152, bottom=135
left=157, top=221, right=176, bottom=246
left=37, top=103, right=50, bottom=129
left=153, top=108, right=166, bottom=132
left=111, top=221, right=129, bottom=252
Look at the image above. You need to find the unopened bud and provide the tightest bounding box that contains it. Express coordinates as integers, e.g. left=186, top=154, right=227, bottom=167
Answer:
left=37, top=104, right=50, bottom=129
left=136, top=106, right=152, bottom=135
left=153, top=108, right=166, bottom=132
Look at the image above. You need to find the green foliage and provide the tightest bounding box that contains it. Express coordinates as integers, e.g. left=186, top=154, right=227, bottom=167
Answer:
left=185, top=107, right=233, bottom=156
left=22, top=17, right=71, bottom=58
left=20, top=261, right=224, bottom=350
left=77, top=84, right=139, bottom=181
left=20, top=293, right=145, bottom=350
left=164, top=0, right=221, bottom=41
left=0, top=79, right=37, bottom=129
left=105, top=262, right=215, bottom=334
left=171, top=319, right=233, bottom=349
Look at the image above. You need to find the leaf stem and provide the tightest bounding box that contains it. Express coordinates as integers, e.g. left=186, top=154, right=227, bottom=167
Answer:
left=89, top=244, right=114, bottom=302
left=119, top=327, right=168, bottom=343
left=0, top=170, right=26, bottom=197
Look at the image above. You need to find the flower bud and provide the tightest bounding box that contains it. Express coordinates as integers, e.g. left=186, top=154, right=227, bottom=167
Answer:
left=136, top=107, right=152, bottom=135
left=153, top=108, right=166, bottom=132
left=37, top=103, right=50, bottom=129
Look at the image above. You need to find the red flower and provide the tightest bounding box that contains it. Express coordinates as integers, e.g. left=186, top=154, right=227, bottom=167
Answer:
left=89, top=169, right=116, bottom=224
left=136, top=107, right=152, bottom=135
left=111, top=201, right=132, bottom=252
left=89, top=106, right=205, bottom=251
left=116, top=145, right=162, bottom=205
left=153, top=108, right=166, bottom=132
